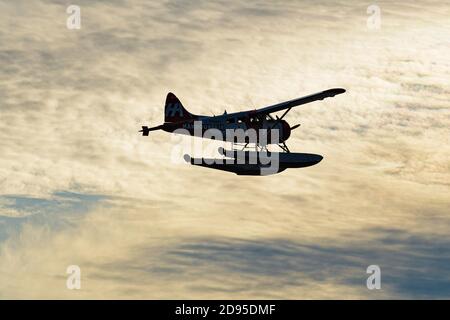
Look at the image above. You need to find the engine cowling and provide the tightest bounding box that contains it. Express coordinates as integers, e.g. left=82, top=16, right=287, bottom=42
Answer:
left=264, top=120, right=291, bottom=144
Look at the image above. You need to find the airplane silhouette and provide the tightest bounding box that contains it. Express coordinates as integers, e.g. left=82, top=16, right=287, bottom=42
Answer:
left=140, top=88, right=346, bottom=175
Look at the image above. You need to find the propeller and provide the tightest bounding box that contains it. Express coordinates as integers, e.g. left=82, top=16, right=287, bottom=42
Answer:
left=291, top=124, right=301, bottom=130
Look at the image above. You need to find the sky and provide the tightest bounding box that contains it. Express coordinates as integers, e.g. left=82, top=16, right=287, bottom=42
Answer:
left=0, top=0, right=449, bottom=299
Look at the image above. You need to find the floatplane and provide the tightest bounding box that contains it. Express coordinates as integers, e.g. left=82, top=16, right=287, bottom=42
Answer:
left=140, top=88, right=346, bottom=175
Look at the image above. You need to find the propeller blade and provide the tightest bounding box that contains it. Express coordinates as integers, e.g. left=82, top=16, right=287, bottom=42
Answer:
left=291, top=124, right=301, bottom=130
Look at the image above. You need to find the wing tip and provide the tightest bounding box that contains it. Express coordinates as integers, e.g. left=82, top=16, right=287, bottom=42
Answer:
left=328, top=88, right=346, bottom=95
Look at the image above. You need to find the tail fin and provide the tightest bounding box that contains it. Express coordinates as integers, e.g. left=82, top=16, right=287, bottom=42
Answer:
left=164, top=92, right=195, bottom=123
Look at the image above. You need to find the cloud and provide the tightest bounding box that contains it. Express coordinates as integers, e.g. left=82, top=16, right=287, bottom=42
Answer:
left=0, top=0, right=449, bottom=298
left=0, top=192, right=107, bottom=245
left=125, top=228, right=450, bottom=299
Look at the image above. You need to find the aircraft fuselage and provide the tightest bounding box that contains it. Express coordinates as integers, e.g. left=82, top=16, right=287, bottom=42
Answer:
left=160, top=112, right=291, bottom=145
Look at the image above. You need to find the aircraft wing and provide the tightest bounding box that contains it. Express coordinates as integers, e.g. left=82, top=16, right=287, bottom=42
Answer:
left=253, top=88, right=346, bottom=116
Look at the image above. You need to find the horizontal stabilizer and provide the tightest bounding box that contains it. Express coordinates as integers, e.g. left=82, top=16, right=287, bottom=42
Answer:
left=139, top=125, right=164, bottom=136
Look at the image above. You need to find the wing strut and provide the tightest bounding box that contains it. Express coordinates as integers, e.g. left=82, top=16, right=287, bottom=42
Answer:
left=270, top=107, right=292, bottom=129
